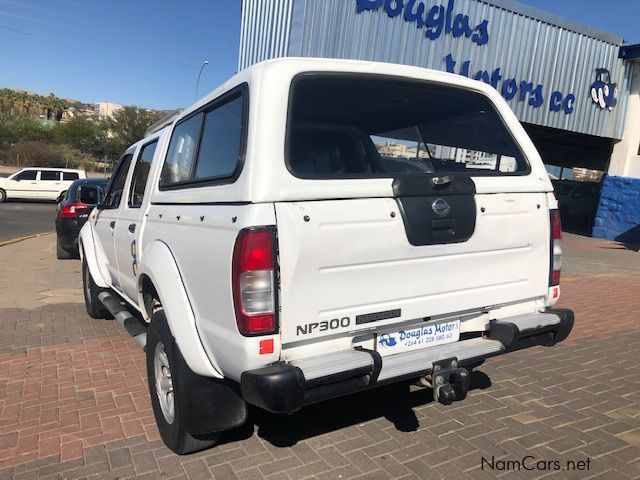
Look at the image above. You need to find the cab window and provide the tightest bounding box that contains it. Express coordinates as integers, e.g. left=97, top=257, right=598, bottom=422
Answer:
left=129, top=140, right=157, bottom=208
left=102, top=154, right=133, bottom=209
left=159, top=84, right=247, bottom=188
left=287, top=75, right=528, bottom=178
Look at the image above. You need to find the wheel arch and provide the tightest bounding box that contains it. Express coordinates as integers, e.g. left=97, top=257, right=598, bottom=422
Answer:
left=138, top=240, right=223, bottom=379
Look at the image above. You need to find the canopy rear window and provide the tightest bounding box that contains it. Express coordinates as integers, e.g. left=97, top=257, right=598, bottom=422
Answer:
left=286, top=74, right=529, bottom=179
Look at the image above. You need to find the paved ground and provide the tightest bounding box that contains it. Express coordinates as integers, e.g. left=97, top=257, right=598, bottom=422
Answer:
left=0, top=202, right=57, bottom=243
left=0, top=233, right=640, bottom=479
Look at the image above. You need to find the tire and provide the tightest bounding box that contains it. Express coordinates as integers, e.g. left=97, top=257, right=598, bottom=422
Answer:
left=82, top=257, right=111, bottom=319
left=146, top=310, right=219, bottom=454
left=0, top=189, right=6, bottom=203
left=56, top=237, right=74, bottom=260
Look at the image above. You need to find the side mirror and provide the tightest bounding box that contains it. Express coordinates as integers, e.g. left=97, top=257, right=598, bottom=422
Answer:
left=96, top=203, right=107, bottom=210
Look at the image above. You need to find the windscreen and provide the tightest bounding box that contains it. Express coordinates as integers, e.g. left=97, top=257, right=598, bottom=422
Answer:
left=287, top=74, right=528, bottom=178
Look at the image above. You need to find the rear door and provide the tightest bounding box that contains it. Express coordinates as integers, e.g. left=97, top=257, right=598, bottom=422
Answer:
left=93, top=153, right=134, bottom=289
left=38, top=170, right=62, bottom=200
left=114, top=139, right=158, bottom=302
left=276, top=74, right=550, bottom=345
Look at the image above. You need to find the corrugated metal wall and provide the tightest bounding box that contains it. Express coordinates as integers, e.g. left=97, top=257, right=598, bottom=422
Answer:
left=239, top=0, right=631, bottom=139
left=239, top=0, right=294, bottom=71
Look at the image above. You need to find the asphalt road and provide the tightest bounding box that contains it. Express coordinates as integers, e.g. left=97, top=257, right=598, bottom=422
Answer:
left=0, top=200, right=57, bottom=243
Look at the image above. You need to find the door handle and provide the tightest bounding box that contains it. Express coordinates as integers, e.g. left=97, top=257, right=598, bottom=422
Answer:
left=128, top=223, right=136, bottom=233
left=109, top=221, right=116, bottom=229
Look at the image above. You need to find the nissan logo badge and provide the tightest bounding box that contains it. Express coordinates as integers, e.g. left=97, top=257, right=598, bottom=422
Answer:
left=431, top=198, right=451, bottom=217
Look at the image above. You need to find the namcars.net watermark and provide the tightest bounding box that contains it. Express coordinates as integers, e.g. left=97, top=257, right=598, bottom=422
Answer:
left=482, top=455, right=592, bottom=473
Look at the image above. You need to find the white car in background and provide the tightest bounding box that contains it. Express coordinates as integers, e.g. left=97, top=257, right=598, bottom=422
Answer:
left=0, top=167, right=86, bottom=202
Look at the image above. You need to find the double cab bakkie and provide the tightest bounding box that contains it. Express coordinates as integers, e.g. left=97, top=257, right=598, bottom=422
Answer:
left=79, top=58, right=574, bottom=454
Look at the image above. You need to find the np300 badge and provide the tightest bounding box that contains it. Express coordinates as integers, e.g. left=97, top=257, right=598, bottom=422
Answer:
left=432, top=198, right=451, bottom=217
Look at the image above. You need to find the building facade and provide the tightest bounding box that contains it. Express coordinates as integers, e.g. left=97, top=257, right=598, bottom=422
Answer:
left=239, top=0, right=640, bottom=241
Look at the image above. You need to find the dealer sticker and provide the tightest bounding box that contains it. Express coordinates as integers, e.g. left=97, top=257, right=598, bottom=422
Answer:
left=376, top=320, right=460, bottom=356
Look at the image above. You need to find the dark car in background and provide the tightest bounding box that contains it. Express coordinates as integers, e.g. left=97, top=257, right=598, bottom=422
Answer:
left=55, top=178, right=108, bottom=259
left=551, top=180, right=601, bottom=225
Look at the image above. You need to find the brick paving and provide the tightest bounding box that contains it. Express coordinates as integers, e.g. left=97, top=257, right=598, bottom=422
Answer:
left=0, top=233, right=639, bottom=479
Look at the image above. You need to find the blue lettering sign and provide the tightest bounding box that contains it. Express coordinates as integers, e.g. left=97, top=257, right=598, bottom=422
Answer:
left=563, top=94, right=575, bottom=114
left=404, top=0, right=425, bottom=27
left=356, top=0, right=490, bottom=46
left=384, top=0, right=404, bottom=17
left=356, top=0, right=383, bottom=13
left=549, top=91, right=563, bottom=112
left=445, top=53, right=575, bottom=114
left=355, top=0, right=576, bottom=115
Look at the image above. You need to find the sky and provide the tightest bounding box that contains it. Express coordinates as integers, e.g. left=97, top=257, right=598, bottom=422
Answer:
left=0, top=0, right=638, bottom=111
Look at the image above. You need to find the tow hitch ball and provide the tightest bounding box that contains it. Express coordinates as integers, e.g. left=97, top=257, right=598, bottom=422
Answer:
left=432, top=358, right=470, bottom=405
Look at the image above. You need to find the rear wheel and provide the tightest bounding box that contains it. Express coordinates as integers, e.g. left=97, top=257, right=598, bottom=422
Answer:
left=146, top=310, right=219, bottom=454
left=56, top=237, right=73, bottom=260
left=82, top=257, right=111, bottom=319
left=0, top=189, right=6, bottom=203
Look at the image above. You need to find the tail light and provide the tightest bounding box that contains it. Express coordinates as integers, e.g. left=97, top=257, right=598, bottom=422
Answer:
left=550, top=209, right=562, bottom=286
left=60, top=203, right=90, bottom=218
left=232, top=227, right=277, bottom=336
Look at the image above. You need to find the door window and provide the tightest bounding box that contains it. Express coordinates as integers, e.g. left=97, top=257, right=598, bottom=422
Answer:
left=63, top=172, right=79, bottom=181
left=102, top=154, right=133, bottom=209
left=13, top=170, right=37, bottom=181
left=129, top=140, right=157, bottom=208
left=40, top=171, right=60, bottom=181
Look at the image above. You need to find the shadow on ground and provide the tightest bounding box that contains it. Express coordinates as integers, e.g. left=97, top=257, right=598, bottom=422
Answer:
left=219, top=371, right=492, bottom=448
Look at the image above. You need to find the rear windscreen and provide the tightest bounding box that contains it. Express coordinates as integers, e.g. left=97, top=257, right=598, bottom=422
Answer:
left=287, top=74, right=528, bottom=178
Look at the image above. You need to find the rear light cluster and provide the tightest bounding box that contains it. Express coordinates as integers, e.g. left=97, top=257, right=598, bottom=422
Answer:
left=60, top=203, right=90, bottom=218
left=550, top=209, right=562, bottom=286
left=232, top=228, right=278, bottom=336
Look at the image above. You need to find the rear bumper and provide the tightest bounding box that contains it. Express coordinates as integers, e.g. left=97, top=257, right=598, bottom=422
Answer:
left=241, top=308, right=574, bottom=413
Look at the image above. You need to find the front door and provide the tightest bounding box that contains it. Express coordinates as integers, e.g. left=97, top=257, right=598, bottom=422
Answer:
left=6, top=170, right=38, bottom=199
left=114, top=139, right=158, bottom=302
left=93, top=153, right=134, bottom=289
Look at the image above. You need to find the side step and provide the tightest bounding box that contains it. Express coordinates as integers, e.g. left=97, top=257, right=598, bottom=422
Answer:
left=98, top=292, right=147, bottom=348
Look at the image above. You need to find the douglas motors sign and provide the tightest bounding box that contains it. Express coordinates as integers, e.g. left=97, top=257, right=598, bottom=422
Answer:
left=356, top=0, right=615, bottom=115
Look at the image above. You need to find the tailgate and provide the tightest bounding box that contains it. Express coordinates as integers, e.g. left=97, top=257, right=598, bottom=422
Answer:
left=275, top=192, right=550, bottom=344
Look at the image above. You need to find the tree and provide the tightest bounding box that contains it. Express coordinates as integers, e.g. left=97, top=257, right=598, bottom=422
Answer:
left=52, top=117, right=111, bottom=159
left=107, top=107, right=163, bottom=154
left=0, top=114, right=53, bottom=148
left=0, top=141, right=94, bottom=170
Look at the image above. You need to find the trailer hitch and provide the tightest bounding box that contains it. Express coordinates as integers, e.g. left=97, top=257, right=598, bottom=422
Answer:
left=432, top=357, right=470, bottom=405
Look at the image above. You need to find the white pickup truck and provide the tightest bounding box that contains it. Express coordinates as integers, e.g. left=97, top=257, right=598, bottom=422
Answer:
left=80, top=58, right=574, bottom=454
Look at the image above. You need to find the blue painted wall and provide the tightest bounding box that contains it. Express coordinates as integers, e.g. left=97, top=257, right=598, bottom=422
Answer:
left=592, top=175, right=640, bottom=243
